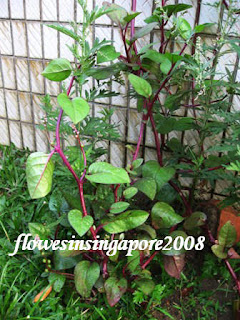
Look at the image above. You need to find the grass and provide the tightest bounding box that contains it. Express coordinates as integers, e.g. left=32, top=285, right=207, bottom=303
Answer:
left=0, top=143, right=237, bottom=320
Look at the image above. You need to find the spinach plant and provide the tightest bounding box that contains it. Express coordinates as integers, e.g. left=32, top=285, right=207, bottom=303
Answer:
left=25, top=0, right=240, bottom=306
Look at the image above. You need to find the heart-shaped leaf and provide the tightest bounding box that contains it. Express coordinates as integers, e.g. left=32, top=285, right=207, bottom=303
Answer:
left=26, top=152, right=54, bottom=199
left=110, top=201, right=130, bottom=214
left=68, top=209, right=93, bottom=237
left=57, top=93, right=90, bottom=124
left=105, top=276, right=128, bottom=306
left=151, top=202, right=183, bottom=229
left=42, top=58, right=72, bottom=81
left=102, top=210, right=149, bottom=233
left=86, top=162, right=130, bottom=184
left=74, top=261, right=100, bottom=298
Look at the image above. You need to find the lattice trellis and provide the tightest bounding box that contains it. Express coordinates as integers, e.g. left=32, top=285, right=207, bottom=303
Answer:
left=0, top=0, right=239, bottom=198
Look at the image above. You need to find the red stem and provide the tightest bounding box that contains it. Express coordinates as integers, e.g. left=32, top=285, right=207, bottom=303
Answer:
left=132, top=120, right=146, bottom=162
left=131, top=0, right=138, bottom=55
left=159, top=0, right=165, bottom=53
left=149, top=112, right=163, bottom=166
left=114, top=184, right=120, bottom=202
left=223, top=0, right=229, bottom=9
left=56, top=66, right=80, bottom=148
left=53, top=68, right=106, bottom=260
left=224, top=260, right=240, bottom=295
left=169, top=180, right=192, bottom=215
left=120, top=28, right=130, bottom=62
left=141, top=251, right=158, bottom=269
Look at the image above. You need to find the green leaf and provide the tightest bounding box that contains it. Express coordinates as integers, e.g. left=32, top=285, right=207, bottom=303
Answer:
left=142, top=49, right=166, bottom=63
left=86, top=162, right=130, bottom=184
left=131, top=22, right=158, bottom=41
left=110, top=201, right=130, bottom=214
left=103, top=210, right=149, bottom=233
left=105, top=276, right=128, bottom=306
left=42, top=58, right=72, bottom=81
left=128, top=74, right=152, bottom=98
left=124, top=12, right=141, bottom=23
left=177, top=17, right=192, bottom=40
left=87, top=63, right=126, bottom=80
left=142, top=50, right=172, bottom=74
left=28, top=222, right=50, bottom=240
left=174, top=117, right=195, bottom=131
left=151, top=202, right=183, bottom=229
left=46, top=24, right=80, bottom=41
left=48, top=273, right=66, bottom=293
left=127, top=250, right=140, bottom=273
left=164, top=93, right=182, bottom=111
left=103, top=2, right=128, bottom=27
left=49, top=189, right=64, bottom=213
left=132, top=158, right=144, bottom=169
left=211, top=244, right=228, bottom=259
left=183, top=211, right=207, bottom=230
left=123, top=187, right=138, bottom=199
left=218, top=221, right=237, bottom=248
left=155, top=115, right=194, bottom=134
left=162, top=231, right=187, bottom=256
left=54, top=250, right=81, bottom=270
left=194, top=23, right=215, bottom=33
left=155, top=183, right=178, bottom=204
left=74, top=261, right=100, bottom=298
left=134, top=178, right=157, bottom=200
left=68, top=209, right=93, bottom=237
left=97, top=45, right=120, bottom=63
left=135, top=278, right=155, bottom=295
left=163, top=4, right=192, bottom=17
left=142, top=161, right=175, bottom=192
left=137, top=224, right=156, bottom=239
left=160, top=59, right=172, bottom=74
left=230, top=42, right=240, bottom=57
left=57, top=93, right=90, bottom=124
left=155, top=115, right=176, bottom=134
left=26, top=152, right=54, bottom=199
left=59, top=245, right=85, bottom=258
